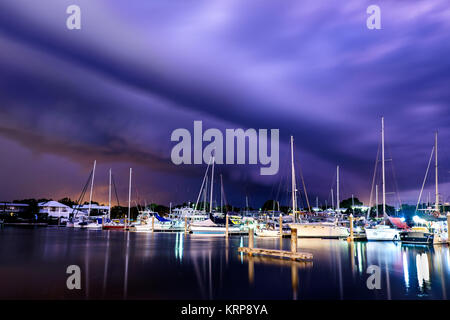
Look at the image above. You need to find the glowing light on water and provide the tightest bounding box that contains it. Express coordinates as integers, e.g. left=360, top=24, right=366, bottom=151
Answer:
left=240, top=237, right=243, bottom=264
left=402, top=252, right=409, bottom=288
left=416, top=253, right=430, bottom=289
left=175, top=232, right=184, bottom=262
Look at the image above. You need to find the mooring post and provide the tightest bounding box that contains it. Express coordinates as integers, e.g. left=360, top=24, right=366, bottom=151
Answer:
left=291, top=227, right=298, bottom=254
left=124, top=217, right=127, bottom=230
left=279, top=214, right=283, bottom=238
left=152, top=215, right=155, bottom=232
left=349, top=214, right=354, bottom=241
left=225, top=214, right=229, bottom=237
left=447, top=213, right=450, bottom=244
left=184, top=216, right=188, bottom=234
left=248, top=228, right=254, bottom=256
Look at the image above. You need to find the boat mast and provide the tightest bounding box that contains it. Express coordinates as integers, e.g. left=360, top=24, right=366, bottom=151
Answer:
left=381, top=117, right=386, bottom=217
left=375, top=184, right=378, bottom=218
left=128, top=168, right=132, bottom=227
left=435, top=131, right=439, bottom=213
left=108, top=168, right=112, bottom=220
left=88, top=160, right=96, bottom=217
left=246, top=196, right=249, bottom=215
left=331, top=189, right=334, bottom=209
left=290, top=136, right=297, bottom=220
left=336, top=166, right=340, bottom=212
left=220, top=174, right=223, bottom=213
left=209, top=155, right=215, bottom=214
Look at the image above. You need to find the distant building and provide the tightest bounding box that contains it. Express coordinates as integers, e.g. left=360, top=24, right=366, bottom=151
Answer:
left=0, top=203, right=29, bottom=215
left=38, top=201, right=84, bottom=219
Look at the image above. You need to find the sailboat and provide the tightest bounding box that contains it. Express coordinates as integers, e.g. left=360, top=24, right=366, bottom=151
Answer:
left=75, top=161, right=102, bottom=230
left=103, top=168, right=125, bottom=230
left=365, top=118, right=402, bottom=241
left=288, top=137, right=349, bottom=239
left=402, top=131, right=444, bottom=245
left=189, top=155, right=240, bottom=235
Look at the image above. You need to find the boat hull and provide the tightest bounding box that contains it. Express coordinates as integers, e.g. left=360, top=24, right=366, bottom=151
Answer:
left=400, top=231, right=434, bottom=245
left=102, top=224, right=125, bottom=230
left=255, top=229, right=280, bottom=237
left=190, top=226, right=240, bottom=235
left=291, top=223, right=349, bottom=239
left=365, top=227, right=400, bottom=241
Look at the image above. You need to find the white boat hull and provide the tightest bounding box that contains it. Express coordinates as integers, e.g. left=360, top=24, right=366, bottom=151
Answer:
left=366, top=227, right=400, bottom=241
left=190, top=226, right=240, bottom=235
left=255, top=229, right=280, bottom=237
left=131, top=223, right=172, bottom=232
left=291, top=223, right=349, bottom=238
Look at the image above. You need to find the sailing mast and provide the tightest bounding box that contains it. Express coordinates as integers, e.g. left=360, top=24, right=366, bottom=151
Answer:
left=381, top=117, right=386, bottom=217
left=375, top=185, right=378, bottom=218
left=88, top=160, right=96, bottom=217
left=336, top=166, right=340, bottom=212
left=435, top=131, right=439, bottom=214
left=127, top=168, right=132, bottom=228
left=331, top=189, right=334, bottom=209
left=108, top=168, right=112, bottom=221
left=220, top=174, right=223, bottom=213
left=290, top=136, right=297, bottom=221
left=209, top=155, right=215, bottom=214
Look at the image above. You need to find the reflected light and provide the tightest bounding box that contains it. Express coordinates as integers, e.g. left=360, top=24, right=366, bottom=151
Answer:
left=416, top=253, right=430, bottom=289
left=402, top=252, right=409, bottom=289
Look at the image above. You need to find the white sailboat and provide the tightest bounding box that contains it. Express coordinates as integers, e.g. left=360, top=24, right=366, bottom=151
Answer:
left=366, top=118, right=400, bottom=241
left=288, top=136, right=349, bottom=238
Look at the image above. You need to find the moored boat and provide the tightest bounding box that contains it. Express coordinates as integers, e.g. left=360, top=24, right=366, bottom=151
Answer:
left=365, top=225, right=400, bottom=241
left=400, top=227, right=434, bottom=245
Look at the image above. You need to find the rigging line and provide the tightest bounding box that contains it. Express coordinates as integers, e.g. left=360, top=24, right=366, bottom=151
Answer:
left=111, top=174, right=121, bottom=207
left=386, top=143, right=402, bottom=209
left=72, top=169, right=93, bottom=218
left=296, top=157, right=311, bottom=213
left=195, top=157, right=212, bottom=211
left=415, top=146, right=435, bottom=213
left=368, top=140, right=381, bottom=219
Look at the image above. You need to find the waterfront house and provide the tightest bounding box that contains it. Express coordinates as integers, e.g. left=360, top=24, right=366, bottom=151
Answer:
left=38, top=201, right=83, bottom=218
left=0, top=203, right=29, bottom=215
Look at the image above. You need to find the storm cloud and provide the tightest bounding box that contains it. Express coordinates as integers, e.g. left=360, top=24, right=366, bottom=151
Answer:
left=1, top=0, right=450, bottom=208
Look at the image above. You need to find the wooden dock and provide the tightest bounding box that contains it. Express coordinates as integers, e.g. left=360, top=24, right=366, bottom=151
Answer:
left=238, top=247, right=313, bottom=261
left=238, top=227, right=313, bottom=261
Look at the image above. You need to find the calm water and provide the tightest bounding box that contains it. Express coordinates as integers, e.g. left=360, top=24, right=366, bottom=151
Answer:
left=0, top=227, right=449, bottom=300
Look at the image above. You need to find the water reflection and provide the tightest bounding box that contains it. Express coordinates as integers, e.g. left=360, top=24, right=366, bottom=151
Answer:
left=175, top=232, right=184, bottom=262
left=1, top=228, right=449, bottom=299
left=242, top=255, right=312, bottom=300
left=416, top=252, right=430, bottom=291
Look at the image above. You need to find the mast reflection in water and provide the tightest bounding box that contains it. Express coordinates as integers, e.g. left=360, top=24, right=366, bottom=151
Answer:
left=0, top=228, right=449, bottom=299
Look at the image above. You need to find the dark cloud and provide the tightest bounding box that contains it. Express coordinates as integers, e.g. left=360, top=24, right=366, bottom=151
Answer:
left=1, top=0, right=450, bottom=207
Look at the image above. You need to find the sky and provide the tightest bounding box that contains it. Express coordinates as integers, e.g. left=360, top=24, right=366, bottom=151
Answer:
left=1, top=0, right=450, bottom=209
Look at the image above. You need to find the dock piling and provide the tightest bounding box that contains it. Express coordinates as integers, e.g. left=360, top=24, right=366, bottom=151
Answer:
left=152, top=215, right=155, bottom=232
left=348, top=214, right=354, bottom=242
left=248, top=228, right=254, bottom=254
left=447, top=213, right=450, bottom=244
left=291, top=227, right=297, bottom=253
left=225, top=214, right=229, bottom=237
left=279, top=214, right=283, bottom=238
